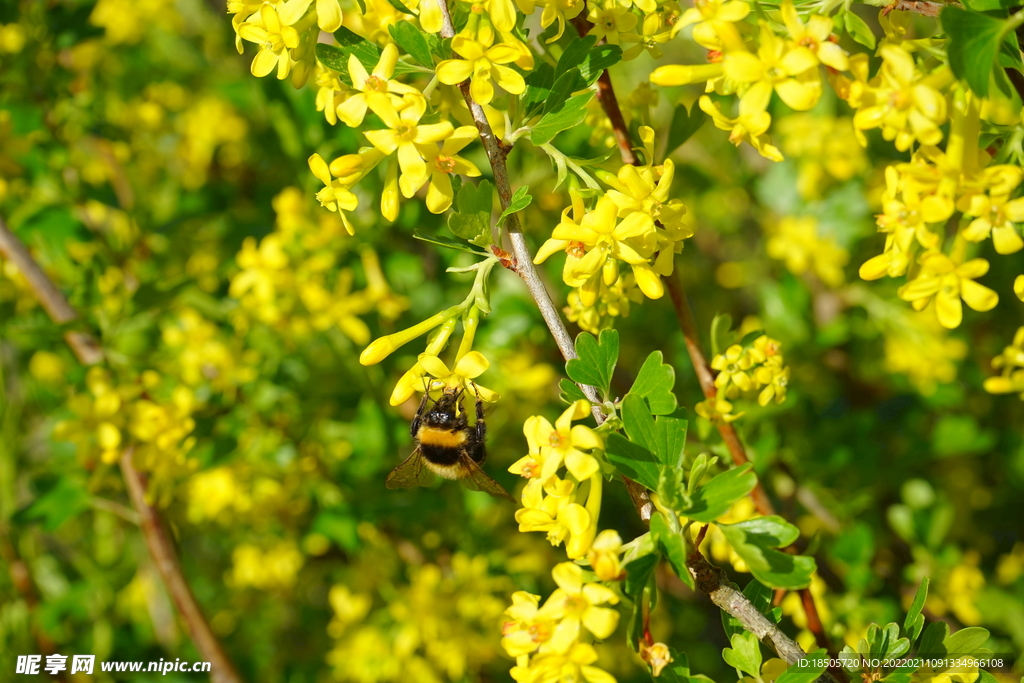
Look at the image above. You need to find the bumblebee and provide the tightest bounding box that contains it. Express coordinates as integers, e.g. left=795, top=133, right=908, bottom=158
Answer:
left=386, top=385, right=514, bottom=501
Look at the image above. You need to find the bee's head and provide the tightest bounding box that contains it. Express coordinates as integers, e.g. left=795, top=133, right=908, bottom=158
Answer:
left=429, top=387, right=464, bottom=422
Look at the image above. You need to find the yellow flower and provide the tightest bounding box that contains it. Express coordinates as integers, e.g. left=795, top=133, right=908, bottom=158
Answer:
left=757, top=365, right=790, bottom=405
left=418, top=351, right=499, bottom=402
left=723, top=22, right=821, bottom=117
left=525, top=642, right=617, bottom=683
left=436, top=36, right=527, bottom=105
left=308, top=153, right=358, bottom=216
left=960, top=190, right=1024, bottom=255
left=670, top=0, right=748, bottom=46
left=237, top=5, right=300, bottom=79
left=418, top=125, right=482, bottom=213
left=695, top=396, right=743, bottom=423
left=640, top=641, right=674, bottom=677
left=1016, top=275, right=1024, bottom=301
left=536, top=194, right=661, bottom=304
left=779, top=1, right=848, bottom=71
left=502, top=592, right=557, bottom=657
left=276, top=0, right=343, bottom=33
left=698, top=95, right=782, bottom=162
left=336, top=43, right=419, bottom=127
left=516, top=0, right=585, bottom=43
left=515, top=477, right=592, bottom=554
left=897, top=252, right=999, bottom=329
left=586, top=2, right=638, bottom=46
left=766, top=215, right=848, bottom=287
left=712, top=344, right=755, bottom=393
left=363, top=95, right=454, bottom=198
left=851, top=45, right=951, bottom=152
left=313, top=64, right=350, bottom=125
left=587, top=529, right=624, bottom=581
left=537, top=562, right=620, bottom=652
left=518, top=400, right=602, bottom=482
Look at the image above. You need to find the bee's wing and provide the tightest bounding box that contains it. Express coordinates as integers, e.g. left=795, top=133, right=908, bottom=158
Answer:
left=386, top=447, right=436, bottom=489
left=457, top=453, right=516, bottom=502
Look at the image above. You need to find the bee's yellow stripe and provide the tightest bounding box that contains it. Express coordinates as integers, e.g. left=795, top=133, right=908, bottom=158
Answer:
left=417, top=426, right=467, bottom=448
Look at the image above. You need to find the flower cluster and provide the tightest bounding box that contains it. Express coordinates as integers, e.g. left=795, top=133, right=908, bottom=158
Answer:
left=651, top=1, right=848, bottom=160
left=984, top=327, right=1024, bottom=400
left=765, top=215, right=849, bottom=288
left=536, top=127, right=692, bottom=330
left=697, top=334, right=789, bottom=422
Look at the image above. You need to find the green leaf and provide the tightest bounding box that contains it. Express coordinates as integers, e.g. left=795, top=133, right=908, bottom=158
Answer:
left=723, top=632, right=762, bottom=677
left=315, top=43, right=351, bottom=81
left=687, top=454, right=715, bottom=496
left=723, top=579, right=774, bottom=641
left=559, top=378, right=588, bottom=404
left=942, top=7, right=1007, bottom=97
left=555, top=36, right=597, bottom=78
left=843, top=10, right=876, bottom=50
left=650, top=512, right=695, bottom=589
left=919, top=621, right=949, bottom=656
left=944, top=626, right=990, bottom=655
left=530, top=92, right=595, bottom=145
left=579, top=45, right=622, bottom=85
left=666, top=103, right=707, bottom=156
left=412, top=229, right=481, bottom=254
left=657, top=649, right=691, bottom=683
left=859, top=622, right=910, bottom=659
left=710, top=313, right=733, bottom=356
left=682, top=464, right=756, bottom=522
left=718, top=516, right=816, bottom=589
left=658, top=467, right=690, bottom=512
left=447, top=179, right=493, bottom=243
left=544, top=68, right=586, bottom=117
left=903, top=577, right=929, bottom=644
left=497, top=185, right=533, bottom=227
left=565, top=329, right=618, bottom=398
left=522, top=62, right=555, bottom=117
left=776, top=650, right=825, bottom=683
left=963, top=0, right=1017, bottom=11
left=624, top=552, right=659, bottom=650
left=15, top=478, right=91, bottom=532
left=628, top=351, right=677, bottom=415
left=382, top=0, right=417, bottom=14
left=606, top=433, right=661, bottom=490
left=388, top=21, right=433, bottom=68
left=333, top=26, right=383, bottom=69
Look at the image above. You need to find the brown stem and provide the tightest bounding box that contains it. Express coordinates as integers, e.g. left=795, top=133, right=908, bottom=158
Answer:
left=571, top=32, right=844, bottom=673
left=121, top=450, right=242, bottom=683
left=0, top=212, right=241, bottom=683
left=0, top=216, right=103, bottom=365
left=880, top=0, right=952, bottom=17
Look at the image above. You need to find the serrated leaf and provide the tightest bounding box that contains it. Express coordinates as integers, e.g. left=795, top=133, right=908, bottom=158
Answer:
left=666, top=103, right=707, bottom=155
left=629, top=351, right=677, bottom=415
left=624, top=552, right=659, bottom=650
left=718, top=517, right=816, bottom=590
left=844, top=10, right=876, bottom=50
left=565, top=329, right=618, bottom=398
left=723, top=632, right=762, bottom=677
left=682, top=464, right=756, bottom=522
left=388, top=21, right=433, bottom=68
left=944, top=626, right=990, bottom=655
left=497, top=185, right=532, bottom=227
left=447, top=179, right=493, bottom=243
left=530, top=92, right=595, bottom=145
left=903, top=577, right=929, bottom=644
left=942, top=7, right=1007, bottom=98
left=650, top=512, right=694, bottom=589
left=559, top=378, right=588, bottom=404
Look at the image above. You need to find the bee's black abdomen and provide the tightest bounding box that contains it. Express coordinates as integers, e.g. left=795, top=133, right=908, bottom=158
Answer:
left=420, top=443, right=462, bottom=466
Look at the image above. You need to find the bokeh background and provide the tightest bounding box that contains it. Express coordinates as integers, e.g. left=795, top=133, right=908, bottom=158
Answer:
left=1, top=1, right=1023, bottom=681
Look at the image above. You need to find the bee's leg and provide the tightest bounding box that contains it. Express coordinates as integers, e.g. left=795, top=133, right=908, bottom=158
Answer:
left=410, top=390, right=430, bottom=438
left=471, top=384, right=486, bottom=462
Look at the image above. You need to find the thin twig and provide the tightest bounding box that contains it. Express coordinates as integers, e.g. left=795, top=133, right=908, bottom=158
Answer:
left=0, top=216, right=103, bottom=365
left=121, top=449, right=242, bottom=683
left=0, top=212, right=242, bottom=683
left=571, top=19, right=843, bottom=673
